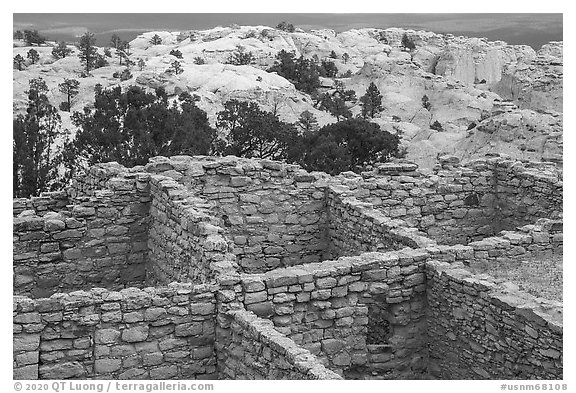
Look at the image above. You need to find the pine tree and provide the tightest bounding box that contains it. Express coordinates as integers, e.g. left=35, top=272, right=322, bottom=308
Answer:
left=360, top=82, right=384, bottom=118
left=298, top=110, right=319, bottom=133
left=169, top=60, right=183, bottom=75
left=110, top=34, right=122, bottom=49
left=27, top=49, right=40, bottom=64
left=149, top=34, right=162, bottom=45
left=58, top=79, right=80, bottom=112
left=78, top=32, right=98, bottom=75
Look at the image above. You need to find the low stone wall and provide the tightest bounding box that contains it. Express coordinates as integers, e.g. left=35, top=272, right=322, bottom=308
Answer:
left=147, top=175, right=234, bottom=285
left=217, top=310, right=341, bottom=380
left=13, top=284, right=217, bottom=380
left=145, top=156, right=331, bottom=273
left=463, top=218, right=562, bottom=267
left=13, top=178, right=150, bottom=298
left=327, top=187, right=436, bottom=258
left=237, top=250, right=429, bottom=378
left=426, top=260, right=562, bottom=379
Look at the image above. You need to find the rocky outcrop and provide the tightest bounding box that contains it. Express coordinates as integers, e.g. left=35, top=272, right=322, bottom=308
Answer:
left=491, top=42, right=562, bottom=113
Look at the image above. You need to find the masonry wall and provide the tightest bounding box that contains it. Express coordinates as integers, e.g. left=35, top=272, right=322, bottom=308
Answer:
left=14, top=191, right=70, bottom=216
left=495, top=160, right=563, bottom=230
left=13, top=284, right=217, bottom=380
left=13, top=177, right=150, bottom=298
left=145, top=156, right=331, bottom=273
left=327, top=187, right=436, bottom=258
left=336, top=158, right=562, bottom=246
left=217, top=309, right=341, bottom=380
left=147, top=175, right=234, bottom=285
left=426, top=260, right=563, bottom=379
left=237, top=250, right=429, bottom=378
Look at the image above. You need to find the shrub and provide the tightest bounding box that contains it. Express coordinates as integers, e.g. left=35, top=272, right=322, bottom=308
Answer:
left=276, top=21, right=295, bottom=32
left=401, top=33, right=416, bottom=50
left=430, top=120, right=444, bottom=131
left=226, top=45, right=255, bottom=66
left=52, top=41, right=72, bottom=59
left=170, top=49, right=183, bottom=59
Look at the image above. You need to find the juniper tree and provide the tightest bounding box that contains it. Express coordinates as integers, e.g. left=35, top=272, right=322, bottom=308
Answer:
left=170, top=49, right=183, bottom=59
left=401, top=33, right=416, bottom=50
left=227, top=45, right=255, bottom=66
left=13, top=78, right=64, bottom=197
left=13, top=54, right=25, bottom=71
left=23, top=30, right=46, bottom=46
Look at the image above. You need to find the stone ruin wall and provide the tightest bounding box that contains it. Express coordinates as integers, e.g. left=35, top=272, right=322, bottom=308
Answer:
left=145, top=156, right=332, bottom=273
left=13, top=177, right=150, bottom=298
left=335, top=158, right=562, bottom=246
left=147, top=174, right=232, bottom=285
left=236, top=250, right=429, bottom=378
left=13, top=155, right=563, bottom=380
left=426, top=261, right=562, bottom=379
left=13, top=284, right=218, bottom=380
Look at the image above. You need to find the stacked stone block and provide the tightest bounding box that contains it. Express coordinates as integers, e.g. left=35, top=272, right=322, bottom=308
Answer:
left=236, top=250, right=429, bottom=378
left=327, top=187, right=436, bottom=257
left=426, top=260, right=562, bottom=379
left=218, top=310, right=341, bottom=379
left=147, top=174, right=234, bottom=285
left=334, top=156, right=562, bottom=246
left=13, top=176, right=150, bottom=298
left=145, top=156, right=331, bottom=273
left=13, top=190, right=69, bottom=217
left=13, top=284, right=217, bottom=380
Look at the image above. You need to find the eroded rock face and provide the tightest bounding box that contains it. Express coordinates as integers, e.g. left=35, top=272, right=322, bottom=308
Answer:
left=491, top=42, right=563, bottom=113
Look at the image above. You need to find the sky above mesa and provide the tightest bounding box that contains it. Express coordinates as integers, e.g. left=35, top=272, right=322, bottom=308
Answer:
left=13, top=13, right=563, bottom=49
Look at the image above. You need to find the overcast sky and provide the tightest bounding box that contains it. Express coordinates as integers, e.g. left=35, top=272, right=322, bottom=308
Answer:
left=13, top=13, right=563, bottom=49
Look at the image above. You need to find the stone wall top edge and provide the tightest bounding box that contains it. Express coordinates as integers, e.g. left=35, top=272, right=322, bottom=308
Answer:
left=81, top=155, right=562, bottom=192
left=13, top=282, right=218, bottom=309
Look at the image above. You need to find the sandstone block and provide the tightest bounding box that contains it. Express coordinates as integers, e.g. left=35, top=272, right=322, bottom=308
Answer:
left=122, top=325, right=149, bottom=343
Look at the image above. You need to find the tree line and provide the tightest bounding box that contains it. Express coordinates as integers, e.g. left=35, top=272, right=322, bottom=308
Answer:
left=13, top=80, right=399, bottom=198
